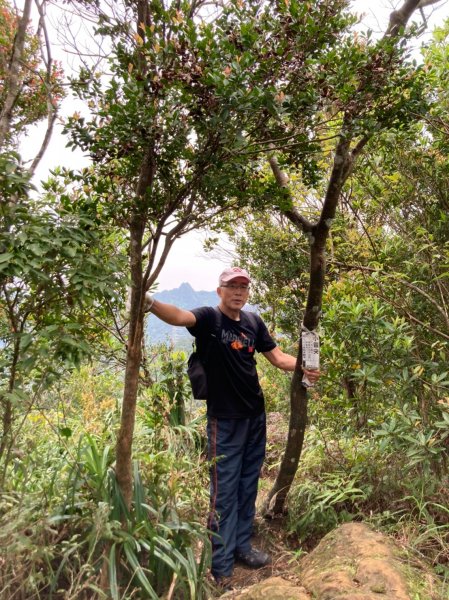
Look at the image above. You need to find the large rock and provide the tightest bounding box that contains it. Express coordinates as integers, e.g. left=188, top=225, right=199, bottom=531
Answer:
left=300, top=522, right=413, bottom=599
left=225, top=576, right=310, bottom=599
left=226, top=523, right=443, bottom=600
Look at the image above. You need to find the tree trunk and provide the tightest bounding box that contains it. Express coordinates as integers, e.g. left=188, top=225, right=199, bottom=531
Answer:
left=115, top=216, right=145, bottom=510
left=0, top=398, right=13, bottom=475
left=264, top=371, right=308, bottom=516
left=264, top=135, right=352, bottom=516
left=263, top=216, right=329, bottom=516
left=0, top=331, right=20, bottom=485
left=114, top=0, right=155, bottom=509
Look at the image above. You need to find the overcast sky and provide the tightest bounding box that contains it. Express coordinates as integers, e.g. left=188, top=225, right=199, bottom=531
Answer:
left=23, top=0, right=449, bottom=291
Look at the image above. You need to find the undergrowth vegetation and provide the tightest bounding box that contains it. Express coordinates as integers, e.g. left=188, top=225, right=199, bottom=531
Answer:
left=256, top=290, right=449, bottom=592
left=1, top=341, right=448, bottom=597
left=286, top=428, right=449, bottom=582
left=0, top=362, right=211, bottom=599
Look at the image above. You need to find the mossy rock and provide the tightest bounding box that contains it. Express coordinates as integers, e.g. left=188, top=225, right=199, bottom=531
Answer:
left=298, top=522, right=444, bottom=600
left=223, top=576, right=310, bottom=599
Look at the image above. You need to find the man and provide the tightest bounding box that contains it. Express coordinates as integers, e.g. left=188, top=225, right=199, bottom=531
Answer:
left=145, top=266, right=320, bottom=584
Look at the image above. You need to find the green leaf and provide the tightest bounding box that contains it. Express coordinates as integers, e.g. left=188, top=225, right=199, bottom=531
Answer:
left=0, top=253, right=13, bottom=264
left=109, top=544, right=119, bottom=600
left=123, top=542, right=159, bottom=600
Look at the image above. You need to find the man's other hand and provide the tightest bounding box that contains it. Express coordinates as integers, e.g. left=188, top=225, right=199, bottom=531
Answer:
left=303, top=368, right=320, bottom=383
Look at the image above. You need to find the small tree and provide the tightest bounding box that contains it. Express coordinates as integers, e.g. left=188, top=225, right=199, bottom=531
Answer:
left=0, top=157, right=124, bottom=481
left=0, top=0, right=120, bottom=482
left=263, top=0, right=446, bottom=514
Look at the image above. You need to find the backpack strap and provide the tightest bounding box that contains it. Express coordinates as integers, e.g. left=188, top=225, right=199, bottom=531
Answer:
left=192, top=307, right=222, bottom=365
left=245, top=310, right=259, bottom=331
left=201, top=307, right=222, bottom=363
left=212, top=306, right=223, bottom=337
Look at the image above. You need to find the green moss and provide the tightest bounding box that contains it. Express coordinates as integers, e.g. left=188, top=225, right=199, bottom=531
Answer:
left=396, top=550, right=445, bottom=600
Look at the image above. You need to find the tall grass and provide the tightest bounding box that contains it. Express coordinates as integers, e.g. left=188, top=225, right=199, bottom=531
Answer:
left=0, top=400, right=211, bottom=599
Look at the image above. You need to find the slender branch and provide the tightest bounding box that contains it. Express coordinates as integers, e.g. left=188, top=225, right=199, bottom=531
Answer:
left=267, top=154, right=314, bottom=233
left=377, top=289, right=449, bottom=341
left=144, top=193, right=198, bottom=289
left=431, top=263, right=449, bottom=321
left=417, top=0, right=446, bottom=8
left=90, top=314, right=126, bottom=344
left=142, top=188, right=239, bottom=291
left=341, top=189, right=380, bottom=260
left=30, top=0, right=57, bottom=174
left=0, top=0, right=33, bottom=147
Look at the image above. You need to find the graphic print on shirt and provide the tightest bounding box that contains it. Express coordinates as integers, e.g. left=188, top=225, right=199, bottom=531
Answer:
left=221, top=329, right=255, bottom=353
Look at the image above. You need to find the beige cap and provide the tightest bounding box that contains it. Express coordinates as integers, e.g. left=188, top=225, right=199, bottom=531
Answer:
left=219, top=267, right=251, bottom=285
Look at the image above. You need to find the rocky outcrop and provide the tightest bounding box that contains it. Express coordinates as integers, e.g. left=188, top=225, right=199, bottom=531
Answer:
left=225, top=576, right=310, bottom=599
left=300, top=522, right=414, bottom=599
left=225, top=522, right=443, bottom=600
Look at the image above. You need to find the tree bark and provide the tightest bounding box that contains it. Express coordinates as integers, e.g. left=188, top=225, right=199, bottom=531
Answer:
left=264, top=371, right=308, bottom=515
left=114, top=0, right=155, bottom=512
left=0, top=334, right=20, bottom=486
left=115, top=214, right=145, bottom=510
left=263, top=143, right=349, bottom=513
left=115, top=147, right=154, bottom=509
left=387, top=0, right=443, bottom=36
left=262, top=161, right=344, bottom=514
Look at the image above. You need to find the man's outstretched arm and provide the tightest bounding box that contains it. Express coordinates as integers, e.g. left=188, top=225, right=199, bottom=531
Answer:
left=262, top=347, right=321, bottom=383
left=146, top=293, right=196, bottom=327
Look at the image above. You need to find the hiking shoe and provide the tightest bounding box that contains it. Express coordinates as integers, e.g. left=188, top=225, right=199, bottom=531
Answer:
left=235, top=547, right=271, bottom=569
left=213, top=574, right=234, bottom=591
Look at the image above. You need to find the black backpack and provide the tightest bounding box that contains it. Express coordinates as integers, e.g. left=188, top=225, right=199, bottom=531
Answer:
left=187, top=308, right=259, bottom=400
left=187, top=308, right=221, bottom=400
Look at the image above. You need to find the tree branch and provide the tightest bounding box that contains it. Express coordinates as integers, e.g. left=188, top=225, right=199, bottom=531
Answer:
left=267, top=154, right=314, bottom=233
left=0, top=0, right=33, bottom=147
left=386, top=0, right=444, bottom=36
left=30, top=0, right=57, bottom=174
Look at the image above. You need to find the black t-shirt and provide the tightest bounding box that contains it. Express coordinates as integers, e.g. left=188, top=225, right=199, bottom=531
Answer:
left=187, top=306, right=276, bottom=418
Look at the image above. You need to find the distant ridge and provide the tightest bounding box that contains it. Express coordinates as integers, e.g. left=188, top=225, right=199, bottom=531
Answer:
left=146, top=282, right=217, bottom=349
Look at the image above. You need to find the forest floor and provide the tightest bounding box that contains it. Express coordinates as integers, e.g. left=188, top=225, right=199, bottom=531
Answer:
left=211, top=517, right=444, bottom=600
left=206, top=412, right=445, bottom=599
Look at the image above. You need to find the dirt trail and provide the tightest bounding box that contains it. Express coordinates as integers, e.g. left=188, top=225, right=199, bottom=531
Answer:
left=211, top=513, right=308, bottom=598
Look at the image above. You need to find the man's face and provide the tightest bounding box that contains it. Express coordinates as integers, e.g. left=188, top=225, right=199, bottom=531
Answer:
left=217, top=276, right=250, bottom=311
